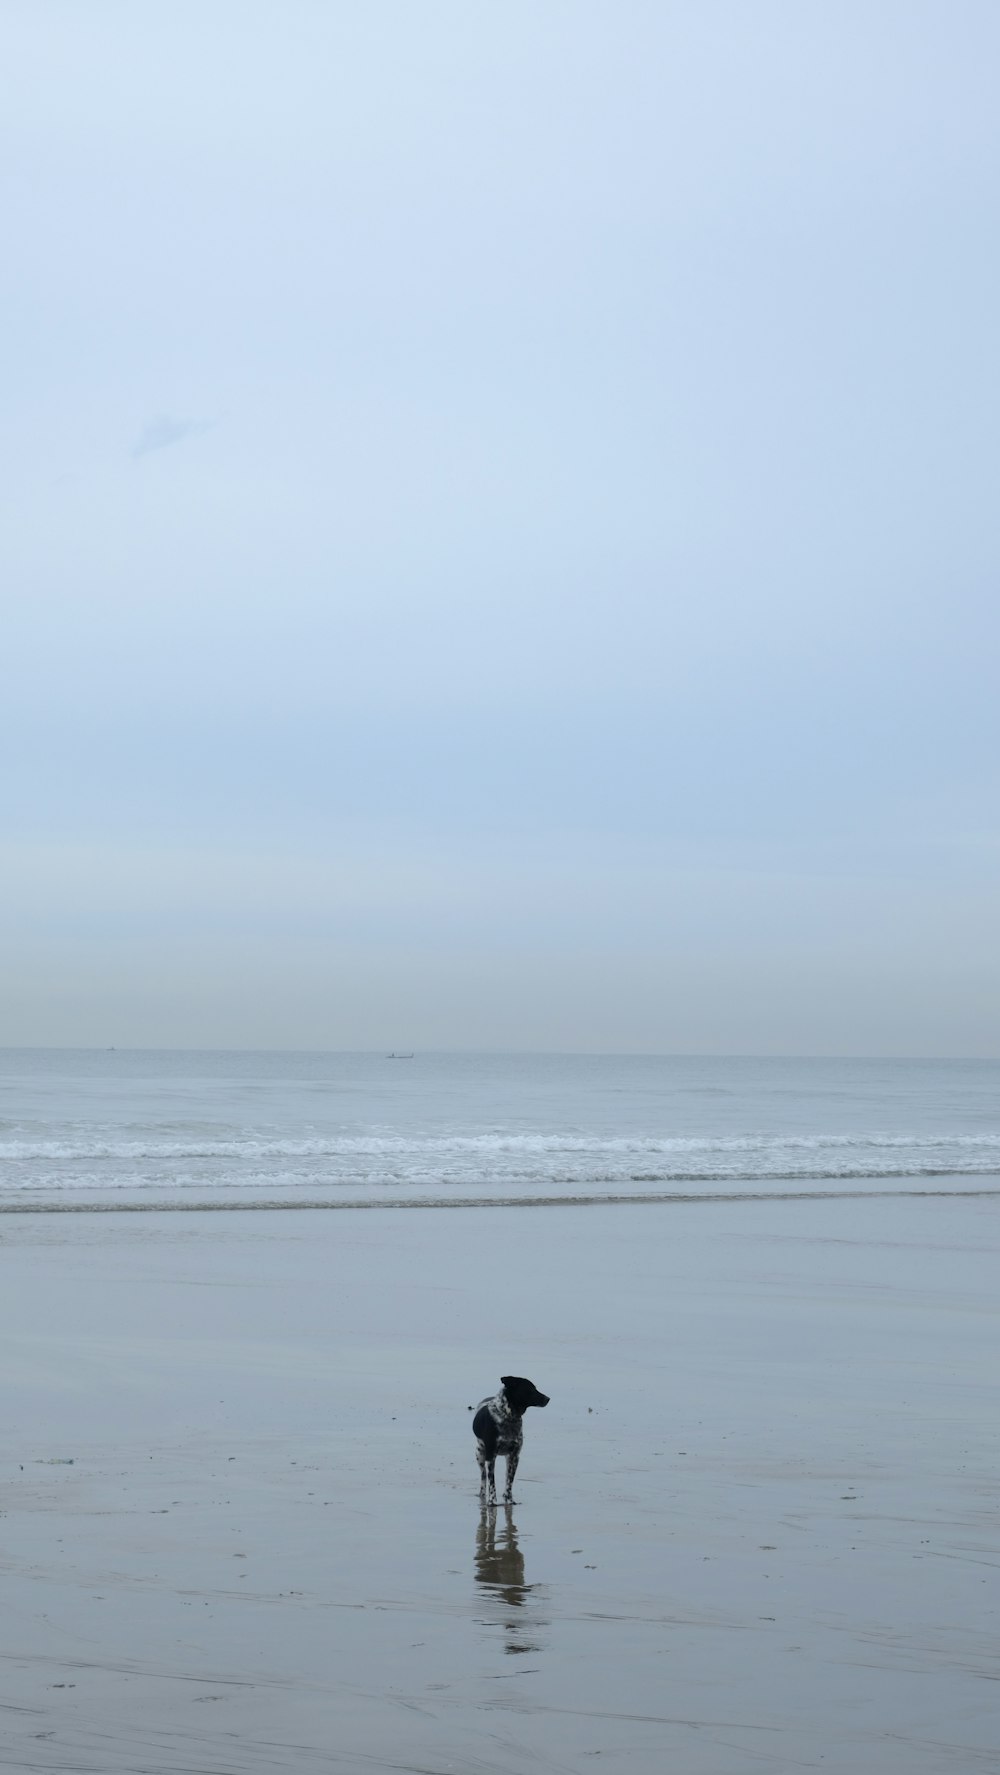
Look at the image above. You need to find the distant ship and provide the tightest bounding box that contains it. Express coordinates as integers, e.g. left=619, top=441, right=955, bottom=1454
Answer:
left=386, top=1051, right=414, bottom=1059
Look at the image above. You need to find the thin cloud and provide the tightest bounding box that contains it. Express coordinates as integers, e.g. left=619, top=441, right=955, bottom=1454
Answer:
left=131, top=413, right=214, bottom=460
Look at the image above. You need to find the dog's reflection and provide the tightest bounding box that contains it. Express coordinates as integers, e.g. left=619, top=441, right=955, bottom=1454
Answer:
left=474, top=1507, right=543, bottom=1654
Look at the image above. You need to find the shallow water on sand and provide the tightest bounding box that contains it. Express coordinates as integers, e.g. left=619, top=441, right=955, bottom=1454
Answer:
left=2, top=1198, right=999, bottom=1772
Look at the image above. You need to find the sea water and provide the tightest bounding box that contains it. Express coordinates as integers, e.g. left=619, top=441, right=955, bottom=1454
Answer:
left=0, top=1049, right=997, bottom=1211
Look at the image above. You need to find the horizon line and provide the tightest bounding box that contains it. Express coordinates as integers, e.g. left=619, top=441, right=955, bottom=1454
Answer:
left=1, top=1045, right=997, bottom=1063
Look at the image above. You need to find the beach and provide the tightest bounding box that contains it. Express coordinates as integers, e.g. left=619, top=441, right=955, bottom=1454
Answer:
left=2, top=1194, right=999, bottom=1773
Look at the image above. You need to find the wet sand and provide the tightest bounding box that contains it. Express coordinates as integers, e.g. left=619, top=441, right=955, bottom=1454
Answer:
left=2, top=1196, right=999, bottom=1773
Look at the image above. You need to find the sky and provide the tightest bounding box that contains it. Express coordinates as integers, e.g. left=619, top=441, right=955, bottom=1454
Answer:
left=2, top=1, right=998, bottom=1054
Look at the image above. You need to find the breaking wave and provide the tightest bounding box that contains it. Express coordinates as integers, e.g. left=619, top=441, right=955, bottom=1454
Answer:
left=2, top=1128, right=999, bottom=1206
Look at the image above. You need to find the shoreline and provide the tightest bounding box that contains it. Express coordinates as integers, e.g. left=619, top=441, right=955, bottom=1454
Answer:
left=2, top=1176, right=999, bottom=1213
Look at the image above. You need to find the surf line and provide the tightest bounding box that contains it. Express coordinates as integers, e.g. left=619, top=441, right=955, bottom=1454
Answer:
left=2, top=1186, right=1000, bottom=1215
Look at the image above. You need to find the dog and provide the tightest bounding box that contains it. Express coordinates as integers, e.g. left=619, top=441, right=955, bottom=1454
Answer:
left=473, top=1375, right=549, bottom=1506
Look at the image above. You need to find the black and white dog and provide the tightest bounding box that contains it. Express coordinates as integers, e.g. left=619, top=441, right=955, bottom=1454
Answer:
left=473, top=1376, right=549, bottom=1506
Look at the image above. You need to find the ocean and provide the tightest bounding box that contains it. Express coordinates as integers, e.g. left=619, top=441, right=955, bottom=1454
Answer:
left=1, top=1048, right=997, bottom=1211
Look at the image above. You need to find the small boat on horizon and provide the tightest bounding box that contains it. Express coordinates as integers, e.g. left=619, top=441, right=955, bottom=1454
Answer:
left=386, top=1052, right=414, bottom=1059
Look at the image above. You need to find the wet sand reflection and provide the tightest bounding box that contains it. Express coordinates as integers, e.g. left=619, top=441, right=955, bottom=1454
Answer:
left=474, top=1506, right=545, bottom=1655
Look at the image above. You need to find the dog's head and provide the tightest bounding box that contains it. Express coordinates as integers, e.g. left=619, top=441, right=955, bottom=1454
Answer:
left=501, top=1375, right=550, bottom=1415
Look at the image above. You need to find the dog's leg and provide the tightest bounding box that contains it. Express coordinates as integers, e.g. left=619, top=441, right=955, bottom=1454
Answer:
left=503, top=1447, right=519, bottom=1505
left=476, top=1442, right=488, bottom=1504
left=485, top=1454, right=498, bottom=1508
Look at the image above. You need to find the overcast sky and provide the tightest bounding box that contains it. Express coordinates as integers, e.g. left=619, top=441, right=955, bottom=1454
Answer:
left=2, top=2, right=997, bottom=1053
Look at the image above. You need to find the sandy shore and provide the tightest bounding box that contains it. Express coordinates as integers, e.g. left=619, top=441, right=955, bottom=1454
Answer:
left=2, top=1195, right=999, bottom=1773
